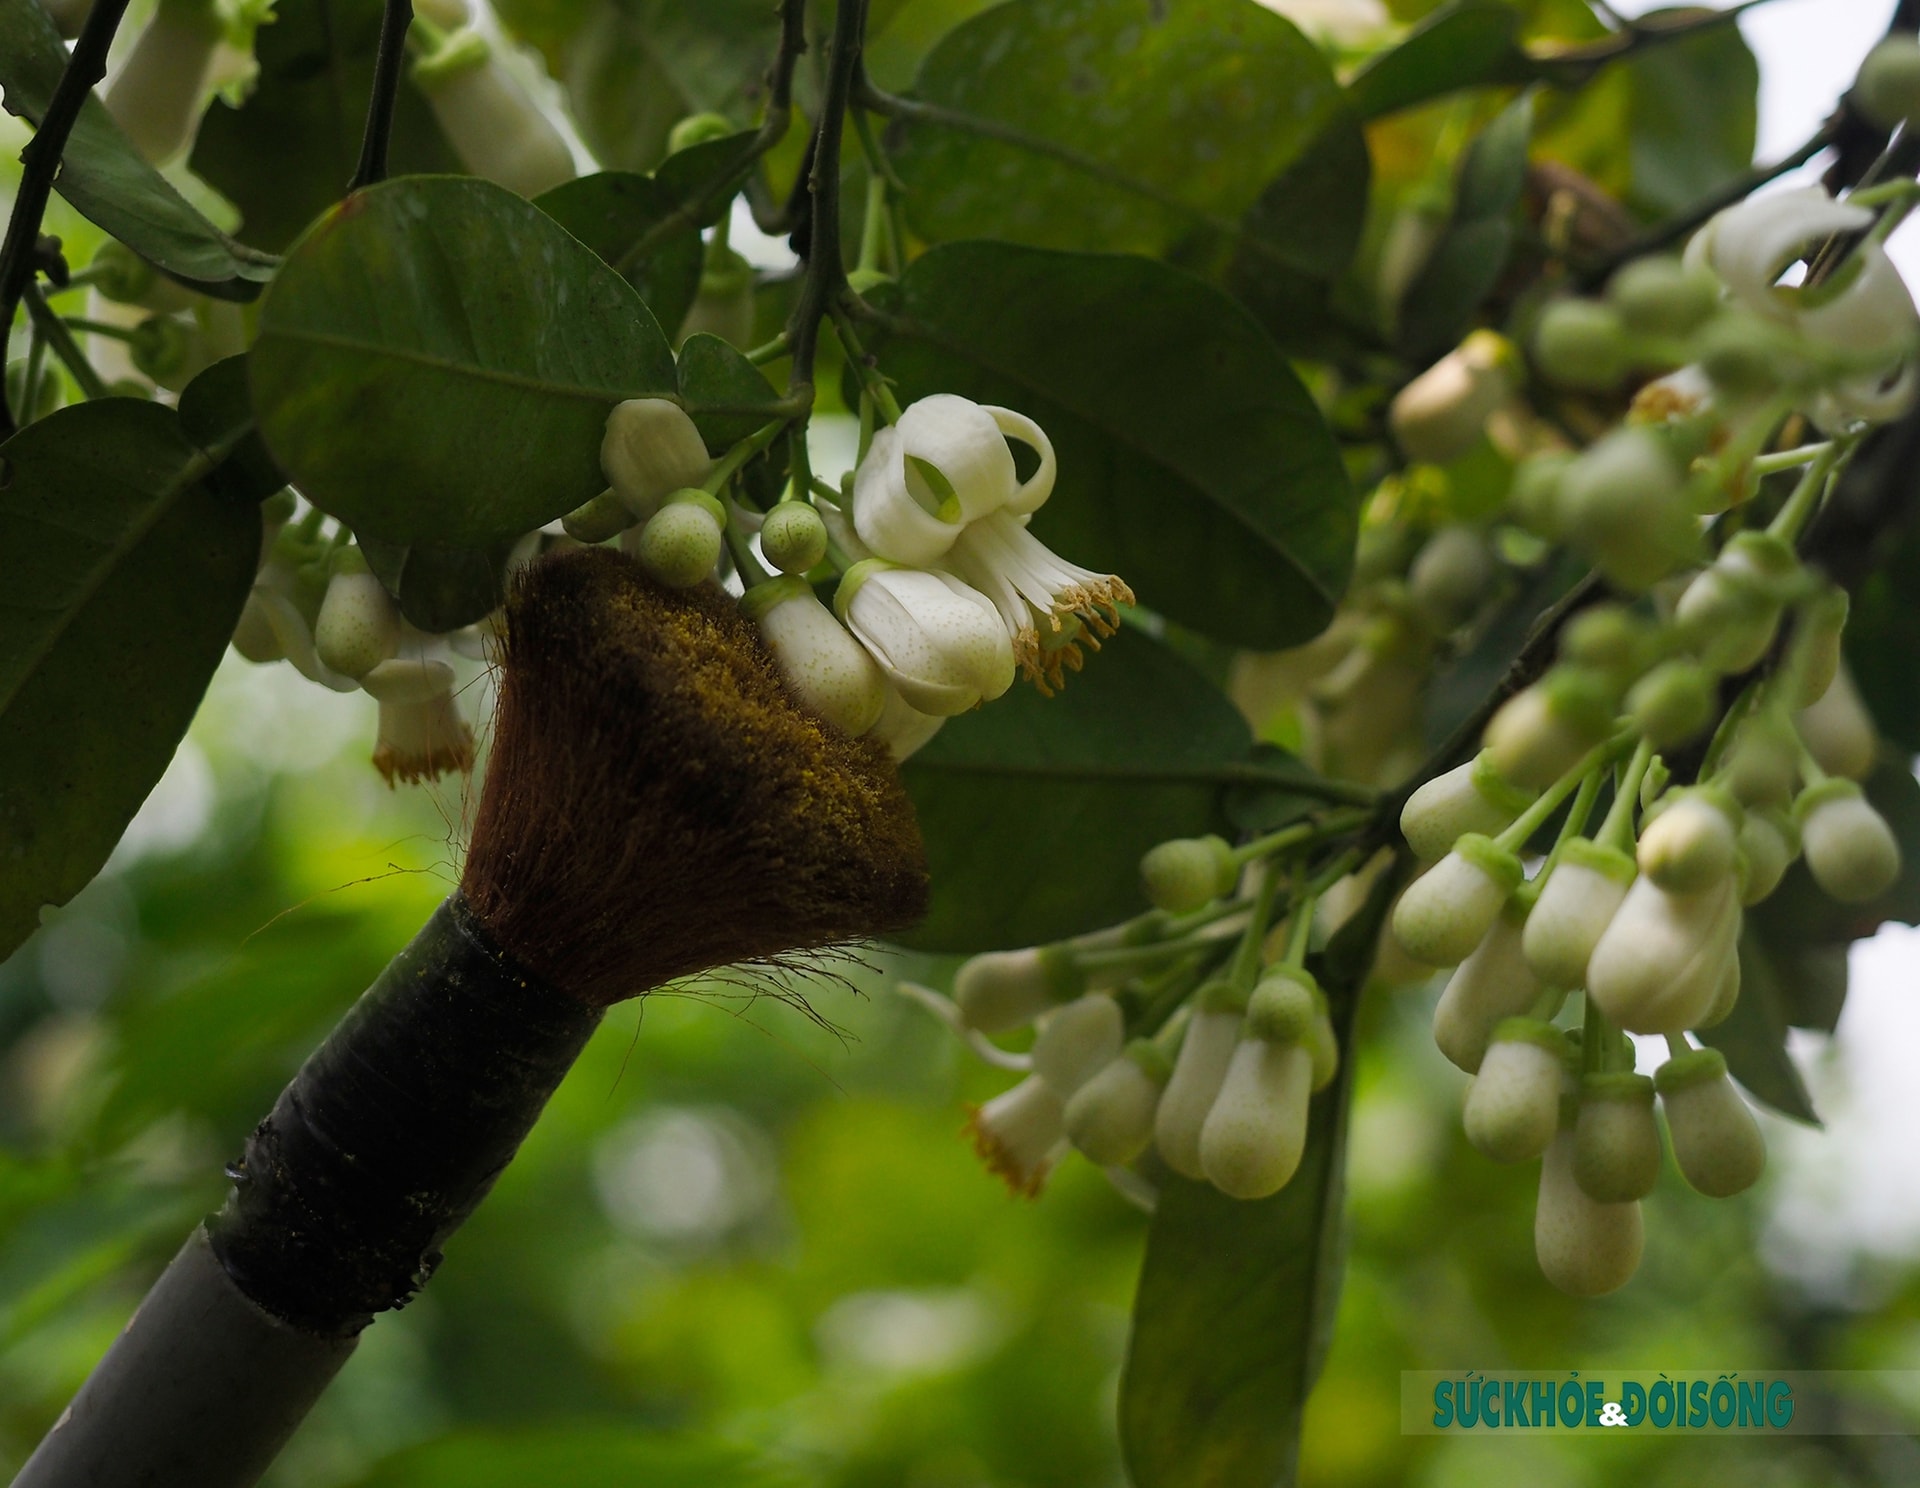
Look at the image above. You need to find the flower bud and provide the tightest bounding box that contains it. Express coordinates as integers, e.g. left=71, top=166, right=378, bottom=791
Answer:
left=1463, top=1020, right=1569, bottom=1163
left=1607, top=256, right=1720, bottom=337
left=1533, top=299, right=1630, bottom=390
left=1247, top=968, right=1317, bottom=1046
left=1031, top=995, right=1125, bottom=1099
left=761, top=501, right=829, bottom=575
left=1392, top=835, right=1524, bottom=967
left=1586, top=874, right=1740, bottom=1033
left=1855, top=35, right=1920, bottom=131
left=1796, top=662, right=1877, bottom=782
left=1199, top=1037, right=1314, bottom=1199
left=1797, top=778, right=1902, bottom=903
left=1560, top=604, right=1651, bottom=685
left=1508, top=451, right=1573, bottom=538
left=965, top=1075, right=1065, bottom=1197
left=231, top=592, right=284, bottom=663
left=952, top=946, right=1083, bottom=1034
left=1626, top=659, right=1717, bottom=748
left=666, top=111, right=736, bottom=153
left=867, top=686, right=946, bottom=762
left=836, top=561, right=1017, bottom=715
left=1721, top=713, right=1801, bottom=807
left=602, top=399, right=712, bottom=519
left=130, top=315, right=200, bottom=388
left=1695, top=945, right=1741, bottom=1029
left=1535, top=1129, right=1644, bottom=1296
left=1065, top=1042, right=1171, bottom=1166
left=1433, top=905, right=1543, bottom=1074
left=1139, top=835, right=1237, bottom=914
left=633, top=490, right=726, bottom=588
left=1555, top=428, right=1699, bottom=590
left=1794, top=589, right=1850, bottom=708
left=1675, top=532, right=1797, bottom=673
left=102, top=3, right=224, bottom=164
left=1522, top=838, right=1635, bottom=991
left=360, top=658, right=475, bottom=785
left=412, top=31, right=576, bottom=198
left=1694, top=309, right=1792, bottom=397
left=1638, top=788, right=1741, bottom=894
left=1655, top=1049, right=1766, bottom=1197
left=1389, top=333, right=1516, bottom=466
left=1572, top=1073, right=1661, bottom=1202
left=741, top=577, right=888, bottom=738
left=562, top=488, right=639, bottom=543
left=1154, top=983, right=1246, bottom=1179
left=1482, top=671, right=1613, bottom=791
left=1401, top=752, right=1536, bottom=861
left=1736, top=807, right=1799, bottom=906
left=313, top=548, right=401, bottom=679
left=1407, top=525, right=1498, bottom=630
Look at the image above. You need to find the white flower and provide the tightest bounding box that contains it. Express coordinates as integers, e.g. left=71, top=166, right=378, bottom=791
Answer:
left=1534, top=1128, right=1644, bottom=1297
left=941, top=509, right=1134, bottom=694
left=740, top=577, right=887, bottom=738
left=1521, top=840, right=1634, bottom=990
left=952, top=946, right=1082, bottom=1034
left=601, top=399, right=712, bottom=519
left=103, top=3, right=224, bottom=164
left=1389, top=333, right=1516, bottom=467
left=966, top=1075, right=1066, bottom=1197
left=1796, top=660, right=1878, bottom=782
left=834, top=562, right=1015, bottom=716
left=1030, top=995, right=1125, bottom=1099
left=1390, top=834, right=1524, bottom=967
left=360, top=659, right=475, bottom=785
left=411, top=31, right=576, bottom=199
left=866, top=685, right=946, bottom=762
left=1571, top=1074, right=1662, bottom=1203
left=313, top=555, right=402, bottom=680
left=851, top=395, right=1056, bottom=564
left=1400, top=751, right=1534, bottom=861
left=1797, top=779, right=1901, bottom=903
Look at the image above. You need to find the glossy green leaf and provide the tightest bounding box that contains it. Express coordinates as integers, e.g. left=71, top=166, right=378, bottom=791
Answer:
left=1618, top=11, right=1757, bottom=217
left=677, top=333, right=784, bottom=450
left=1346, top=0, right=1533, bottom=119
left=355, top=536, right=516, bottom=632
left=899, top=625, right=1253, bottom=953
left=250, top=175, right=677, bottom=548
left=861, top=241, right=1357, bottom=649
left=893, top=0, right=1351, bottom=266
left=0, top=401, right=259, bottom=960
left=1715, top=929, right=1820, bottom=1127
left=176, top=355, right=285, bottom=505
left=1398, top=89, right=1534, bottom=361
left=863, top=0, right=1004, bottom=92
left=0, top=0, right=277, bottom=295
left=190, top=0, right=462, bottom=254
left=1120, top=858, right=1404, bottom=1488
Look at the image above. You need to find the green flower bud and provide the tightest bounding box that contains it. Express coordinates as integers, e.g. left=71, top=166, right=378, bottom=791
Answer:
left=562, top=488, right=640, bottom=543
left=1855, top=35, right=1920, bottom=131
left=1482, top=670, right=1614, bottom=792
left=1408, top=525, right=1497, bottom=630
left=1676, top=532, right=1798, bottom=673
left=1573, top=1072, right=1662, bottom=1202
left=1656, top=1048, right=1766, bottom=1197
left=1794, top=589, right=1849, bottom=709
left=1139, top=834, right=1237, bottom=914
left=1246, top=968, right=1317, bottom=1046
left=1627, top=659, right=1718, bottom=748
left=953, top=946, right=1083, bottom=1034
left=1737, top=807, right=1800, bottom=906
left=90, top=240, right=159, bottom=306
left=1556, top=428, right=1699, bottom=591
left=1638, top=788, right=1741, bottom=895
left=1560, top=604, right=1649, bottom=681
left=1722, top=713, right=1801, bottom=807
left=1399, top=751, right=1534, bottom=861
left=1797, top=778, right=1901, bottom=904
left=1199, top=1038, right=1314, bottom=1199
left=1607, top=256, right=1721, bottom=337
left=667, top=111, right=737, bottom=154
left=760, top=501, right=829, bottom=575
left=634, top=490, right=725, bottom=588
left=1031, top=994, right=1125, bottom=1099
left=1392, top=835, right=1524, bottom=967
left=1535, top=1129, right=1644, bottom=1297
left=130, top=314, right=195, bottom=384
left=1522, top=838, right=1635, bottom=991
left=1533, top=298, right=1630, bottom=390
left=1508, top=452, right=1573, bottom=539
left=1433, top=906, right=1542, bottom=1073
left=1463, top=1020, right=1570, bottom=1163
left=1154, top=995, right=1244, bottom=1179
left=1696, top=310, right=1791, bottom=397
left=1796, top=662, right=1878, bottom=782
left=1063, top=1042, right=1169, bottom=1166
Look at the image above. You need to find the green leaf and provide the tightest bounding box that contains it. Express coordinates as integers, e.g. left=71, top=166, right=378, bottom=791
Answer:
left=1617, top=10, right=1757, bottom=217
left=863, top=0, right=1004, bottom=92
left=1119, top=858, right=1404, bottom=1488
left=893, top=0, right=1351, bottom=267
left=1397, top=89, right=1534, bottom=361
left=190, top=0, right=462, bottom=254
left=0, top=401, right=260, bottom=960
left=536, top=134, right=760, bottom=335
left=250, top=176, right=677, bottom=549
left=860, top=241, right=1357, bottom=649
left=899, top=625, right=1253, bottom=953
left=1346, top=0, right=1533, bottom=120
left=176, top=355, right=285, bottom=505
left=0, top=0, right=277, bottom=296
left=1713, top=929, right=1821, bottom=1126
left=355, top=536, right=515, bottom=632
left=345, top=1426, right=802, bottom=1488
left=677, top=333, right=784, bottom=450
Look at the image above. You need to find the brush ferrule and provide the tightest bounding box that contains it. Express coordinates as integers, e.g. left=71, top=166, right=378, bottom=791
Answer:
left=207, top=895, right=602, bottom=1338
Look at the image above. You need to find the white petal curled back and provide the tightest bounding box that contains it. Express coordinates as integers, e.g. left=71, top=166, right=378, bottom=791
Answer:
left=966, top=1075, right=1067, bottom=1197
left=1688, top=187, right=1874, bottom=317
left=837, top=564, right=1016, bottom=716
left=361, top=659, right=475, bottom=785
left=852, top=425, right=966, bottom=565
left=601, top=399, right=712, bottom=519
left=897, top=394, right=1021, bottom=524
left=941, top=509, right=1133, bottom=694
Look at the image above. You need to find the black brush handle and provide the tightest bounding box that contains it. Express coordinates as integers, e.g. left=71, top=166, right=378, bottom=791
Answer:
left=16, top=894, right=602, bottom=1488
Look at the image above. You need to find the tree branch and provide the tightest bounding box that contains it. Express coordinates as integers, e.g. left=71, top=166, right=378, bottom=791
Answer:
left=784, top=0, right=866, bottom=400
left=0, top=0, right=134, bottom=437
left=349, top=0, right=415, bottom=192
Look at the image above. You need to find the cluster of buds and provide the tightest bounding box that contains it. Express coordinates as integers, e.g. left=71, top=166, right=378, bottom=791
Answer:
left=593, top=391, right=1132, bottom=760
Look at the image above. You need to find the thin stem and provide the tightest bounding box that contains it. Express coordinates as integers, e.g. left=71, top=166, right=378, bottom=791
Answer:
left=701, top=419, right=790, bottom=494
left=23, top=286, right=109, bottom=400
left=1596, top=736, right=1656, bottom=852
left=857, top=173, right=889, bottom=277
left=1664, top=1032, right=1692, bottom=1061
left=1580, top=992, right=1612, bottom=1077
left=60, top=317, right=139, bottom=342
left=0, top=0, right=134, bottom=434
left=350, top=0, right=415, bottom=191
left=1495, top=736, right=1630, bottom=853
left=1281, top=888, right=1316, bottom=970
left=831, top=307, right=903, bottom=422
left=1766, top=440, right=1844, bottom=544
left=784, top=0, right=866, bottom=399
left=1229, top=808, right=1370, bottom=868
left=786, top=424, right=813, bottom=516
left=1228, top=861, right=1284, bottom=994
left=1545, top=768, right=1605, bottom=865
left=744, top=333, right=790, bottom=366
left=1749, top=442, right=1832, bottom=477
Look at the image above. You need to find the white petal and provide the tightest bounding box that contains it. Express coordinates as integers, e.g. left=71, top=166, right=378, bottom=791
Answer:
left=1702, top=187, right=1874, bottom=317
left=851, top=426, right=964, bottom=564
left=897, top=394, right=1018, bottom=522
left=983, top=404, right=1058, bottom=516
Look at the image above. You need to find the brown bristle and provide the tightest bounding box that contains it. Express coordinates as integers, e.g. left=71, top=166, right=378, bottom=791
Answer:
left=461, top=548, right=929, bottom=1004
